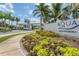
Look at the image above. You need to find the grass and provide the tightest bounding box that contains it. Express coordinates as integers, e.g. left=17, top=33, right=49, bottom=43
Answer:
left=0, top=33, right=26, bottom=42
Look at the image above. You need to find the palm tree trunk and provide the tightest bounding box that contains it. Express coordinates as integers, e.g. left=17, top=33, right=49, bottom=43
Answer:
left=5, top=19, right=6, bottom=28
left=3, top=19, right=7, bottom=31
left=16, top=22, right=18, bottom=30
left=11, top=21, right=12, bottom=26
left=3, top=19, right=6, bottom=27
left=9, top=20, right=10, bottom=26
left=10, top=21, right=13, bottom=30
left=40, top=16, right=43, bottom=30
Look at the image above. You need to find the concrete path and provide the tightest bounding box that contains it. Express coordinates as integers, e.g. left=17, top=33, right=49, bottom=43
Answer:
left=0, top=34, right=26, bottom=56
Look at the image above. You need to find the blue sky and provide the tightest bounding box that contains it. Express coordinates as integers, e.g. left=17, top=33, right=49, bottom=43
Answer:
left=13, top=3, right=40, bottom=23
left=0, top=3, right=40, bottom=23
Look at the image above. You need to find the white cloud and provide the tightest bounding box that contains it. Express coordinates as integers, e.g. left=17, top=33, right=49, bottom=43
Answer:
left=34, top=3, right=39, bottom=5
left=30, top=18, right=40, bottom=23
left=5, top=3, right=13, bottom=9
left=28, top=10, right=33, bottom=15
left=5, top=3, right=14, bottom=13
left=24, top=6, right=30, bottom=9
left=18, top=14, right=28, bottom=19
left=0, top=3, right=14, bottom=13
left=24, top=6, right=33, bottom=15
left=11, top=9, right=14, bottom=13
left=17, top=14, right=22, bottom=18
left=0, top=5, right=6, bottom=9
left=0, top=5, right=8, bottom=12
left=23, top=15, right=29, bottom=19
left=24, top=15, right=27, bottom=17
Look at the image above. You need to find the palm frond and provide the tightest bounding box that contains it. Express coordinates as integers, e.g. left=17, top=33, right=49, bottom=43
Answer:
left=33, top=11, right=40, bottom=16
left=32, top=9, right=39, bottom=14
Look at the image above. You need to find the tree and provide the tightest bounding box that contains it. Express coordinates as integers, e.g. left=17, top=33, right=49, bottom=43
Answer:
left=0, top=11, right=4, bottom=19
left=59, top=3, right=79, bottom=19
left=50, top=3, right=63, bottom=22
left=15, top=17, right=20, bottom=29
left=33, top=3, right=50, bottom=30
left=10, top=16, right=15, bottom=26
left=24, top=18, right=30, bottom=24
left=0, top=12, right=4, bottom=27
left=57, top=4, right=71, bottom=20
left=7, top=13, right=12, bottom=25
left=0, top=12, right=9, bottom=28
left=70, top=3, right=79, bottom=19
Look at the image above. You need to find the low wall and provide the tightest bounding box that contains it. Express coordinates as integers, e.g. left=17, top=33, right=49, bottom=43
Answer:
left=43, top=19, right=79, bottom=38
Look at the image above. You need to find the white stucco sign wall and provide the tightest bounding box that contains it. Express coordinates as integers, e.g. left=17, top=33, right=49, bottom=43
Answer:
left=43, top=19, right=79, bottom=38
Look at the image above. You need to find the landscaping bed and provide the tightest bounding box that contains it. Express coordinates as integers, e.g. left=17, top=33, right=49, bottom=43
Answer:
left=21, top=31, right=79, bottom=56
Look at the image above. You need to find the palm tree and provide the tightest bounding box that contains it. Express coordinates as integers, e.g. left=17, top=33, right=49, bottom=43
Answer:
left=49, top=3, right=73, bottom=23
left=0, top=12, right=8, bottom=28
left=16, top=17, right=20, bottom=25
left=50, top=3, right=63, bottom=22
left=15, top=17, right=20, bottom=29
left=33, top=3, right=50, bottom=29
left=57, top=4, right=71, bottom=20
left=0, top=11, right=4, bottom=20
left=61, top=3, right=79, bottom=19
left=24, top=18, right=30, bottom=24
left=7, top=13, right=12, bottom=25
left=0, top=11, right=4, bottom=27
left=0, top=11, right=15, bottom=31
left=70, top=3, right=79, bottom=19
left=0, top=12, right=12, bottom=31
left=8, top=16, right=15, bottom=30
left=10, top=16, right=15, bottom=26
left=24, top=18, right=30, bottom=30
left=59, top=3, right=79, bottom=19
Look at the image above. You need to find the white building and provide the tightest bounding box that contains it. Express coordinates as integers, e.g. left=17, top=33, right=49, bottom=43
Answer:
left=16, top=22, right=32, bottom=30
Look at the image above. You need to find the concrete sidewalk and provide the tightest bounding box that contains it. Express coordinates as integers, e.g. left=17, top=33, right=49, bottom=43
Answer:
left=0, top=34, right=26, bottom=56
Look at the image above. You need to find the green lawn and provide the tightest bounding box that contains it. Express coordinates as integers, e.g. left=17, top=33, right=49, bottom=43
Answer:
left=0, top=33, right=25, bottom=42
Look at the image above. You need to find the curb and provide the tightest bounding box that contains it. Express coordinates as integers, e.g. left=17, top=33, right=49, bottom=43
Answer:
left=19, top=38, right=29, bottom=56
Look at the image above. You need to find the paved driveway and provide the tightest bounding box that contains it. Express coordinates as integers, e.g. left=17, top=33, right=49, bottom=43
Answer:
left=0, top=31, right=32, bottom=56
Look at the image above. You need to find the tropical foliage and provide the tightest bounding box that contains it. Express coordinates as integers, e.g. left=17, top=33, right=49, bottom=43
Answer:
left=0, top=11, right=20, bottom=31
left=33, top=3, right=79, bottom=23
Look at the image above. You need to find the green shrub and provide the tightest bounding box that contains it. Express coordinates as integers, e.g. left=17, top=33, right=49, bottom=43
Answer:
left=36, top=31, right=60, bottom=37
left=33, top=44, right=42, bottom=51
left=37, top=48, right=48, bottom=56
left=31, top=34, right=41, bottom=40
left=52, top=38, right=70, bottom=47
left=39, top=39, right=49, bottom=45
left=57, top=46, right=79, bottom=56
left=23, top=35, right=33, bottom=40
left=22, top=41, right=29, bottom=46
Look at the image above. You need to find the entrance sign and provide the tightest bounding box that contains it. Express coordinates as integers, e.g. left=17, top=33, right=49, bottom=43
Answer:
left=43, top=19, right=79, bottom=37
left=57, top=19, right=79, bottom=33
